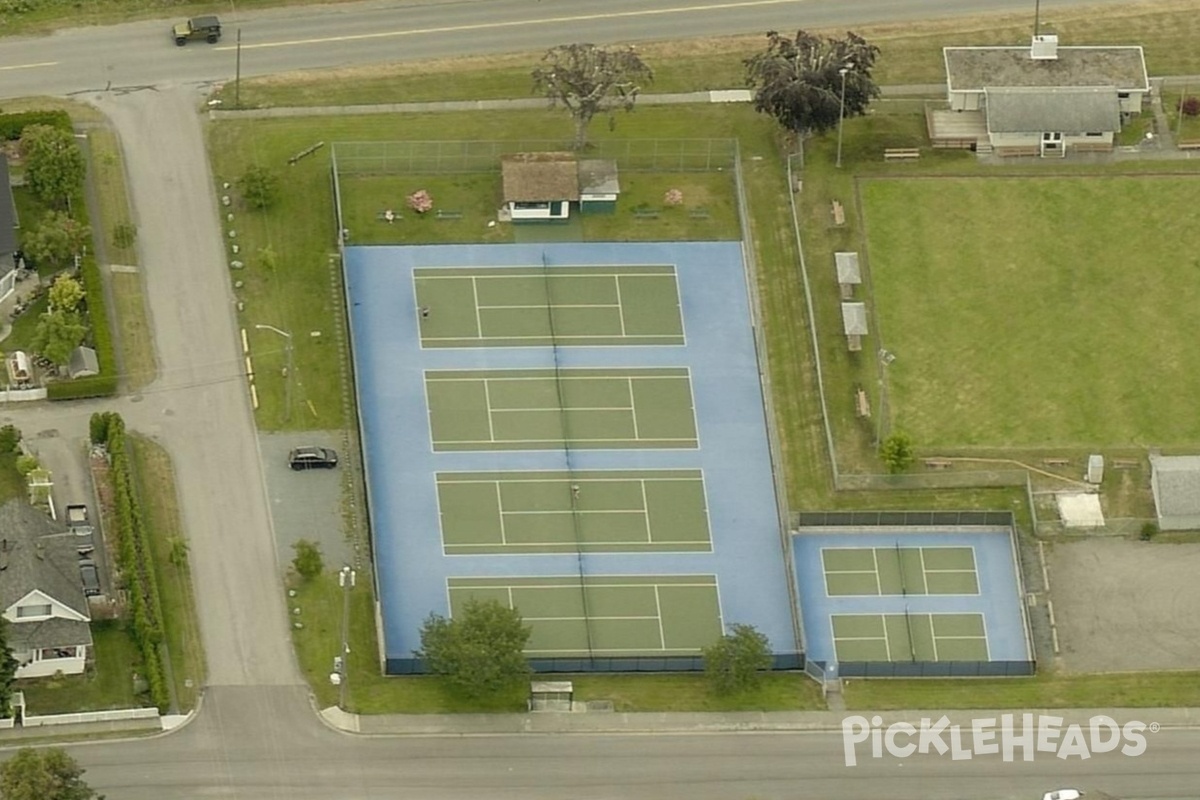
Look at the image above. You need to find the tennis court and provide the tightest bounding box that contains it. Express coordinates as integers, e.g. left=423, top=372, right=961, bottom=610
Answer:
left=448, top=575, right=724, bottom=656
left=425, top=367, right=698, bottom=451
left=414, top=265, right=685, bottom=348
left=831, top=612, right=990, bottom=662
left=437, top=469, right=711, bottom=554
left=822, top=546, right=979, bottom=596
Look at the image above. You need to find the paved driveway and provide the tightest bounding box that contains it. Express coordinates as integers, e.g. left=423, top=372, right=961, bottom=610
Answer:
left=259, top=431, right=349, bottom=569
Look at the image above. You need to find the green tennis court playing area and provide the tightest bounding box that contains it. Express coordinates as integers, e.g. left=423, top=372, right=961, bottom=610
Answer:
left=449, top=575, right=723, bottom=656
left=414, top=266, right=685, bottom=347
left=437, top=470, right=711, bottom=554
left=822, top=546, right=979, bottom=596
left=426, top=367, right=698, bottom=451
left=832, top=613, right=989, bottom=662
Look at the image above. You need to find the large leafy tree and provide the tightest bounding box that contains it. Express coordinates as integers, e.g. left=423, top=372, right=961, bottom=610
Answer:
left=532, top=43, right=652, bottom=150
left=32, top=309, right=87, bottom=366
left=0, top=619, right=18, bottom=717
left=0, top=747, right=102, bottom=800
left=417, top=598, right=531, bottom=697
left=703, top=623, right=773, bottom=694
left=48, top=275, right=85, bottom=314
left=744, top=30, right=880, bottom=137
left=19, top=124, right=86, bottom=209
left=23, top=211, right=91, bottom=268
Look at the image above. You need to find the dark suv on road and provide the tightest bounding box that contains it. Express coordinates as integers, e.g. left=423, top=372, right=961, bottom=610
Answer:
left=288, top=446, right=339, bottom=470
left=173, top=16, right=222, bottom=46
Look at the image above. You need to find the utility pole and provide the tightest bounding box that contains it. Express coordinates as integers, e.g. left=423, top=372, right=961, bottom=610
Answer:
left=337, top=566, right=356, bottom=711
left=836, top=67, right=850, bottom=169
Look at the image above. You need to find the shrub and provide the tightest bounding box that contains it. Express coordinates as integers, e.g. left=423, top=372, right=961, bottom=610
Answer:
left=291, top=539, right=324, bottom=581
left=880, top=432, right=915, bottom=473
left=407, top=189, right=433, bottom=214
left=112, top=221, right=137, bottom=250
left=1182, top=96, right=1200, bottom=117
left=0, top=110, right=72, bottom=141
left=0, top=425, right=20, bottom=454
left=1139, top=522, right=1158, bottom=541
left=663, top=188, right=683, bottom=206
left=238, top=165, right=280, bottom=210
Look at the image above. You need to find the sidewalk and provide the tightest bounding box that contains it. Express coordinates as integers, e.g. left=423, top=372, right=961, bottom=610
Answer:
left=321, top=705, right=1200, bottom=736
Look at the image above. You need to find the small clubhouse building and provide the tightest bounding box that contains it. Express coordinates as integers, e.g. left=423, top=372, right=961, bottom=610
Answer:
left=500, top=152, right=620, bottom=221
left=931, top=36, right=1150, bottom=156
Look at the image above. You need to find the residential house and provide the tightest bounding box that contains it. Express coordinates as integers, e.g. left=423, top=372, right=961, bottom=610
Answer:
left=934, top=36, right=1150, bottom=156
left=0, top=499, right=94, bottom=679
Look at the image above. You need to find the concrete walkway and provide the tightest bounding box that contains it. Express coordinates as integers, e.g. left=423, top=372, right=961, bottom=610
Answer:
left=320, top=705, right=1200, bottom=736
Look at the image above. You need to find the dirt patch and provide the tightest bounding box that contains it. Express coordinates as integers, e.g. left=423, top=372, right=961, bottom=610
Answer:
left=1048, top=538, right=1200, bottom=673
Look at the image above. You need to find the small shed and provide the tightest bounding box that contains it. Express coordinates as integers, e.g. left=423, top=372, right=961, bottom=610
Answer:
left=500, top=152, right=579, bottom=222
left=67, top=346, right=99, bottom=379
left=577, top=159, right=620, bottom=214
left=1150, top=455, right=1200, bottom=531
left=528, top=680, right=574, bottom=712
left=840, top=302, right=868, bottom=352
left=835, top=252, right=861, bottom=299
left=1086, top=454, right=1105, bottom=485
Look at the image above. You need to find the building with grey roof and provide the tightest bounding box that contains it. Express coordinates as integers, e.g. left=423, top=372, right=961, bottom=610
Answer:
left=0, top=499, right=94, bottom=679
left=938, top=37, right=1149, bottom=156
left=1150, top=455, right=1200, bottom=532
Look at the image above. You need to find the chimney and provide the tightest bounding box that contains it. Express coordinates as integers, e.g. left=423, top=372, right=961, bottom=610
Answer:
left=1031, top=34, right=1059, bottom=60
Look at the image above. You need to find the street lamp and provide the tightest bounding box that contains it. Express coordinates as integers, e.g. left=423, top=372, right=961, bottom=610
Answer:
left=337, top=566, right=356, bottom=711
left=836, top=66, right=850, bottom=169
left=255, top=324, right=293, bottom=422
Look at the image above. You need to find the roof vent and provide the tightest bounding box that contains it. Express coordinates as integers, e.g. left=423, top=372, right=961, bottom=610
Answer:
left=1031, top=34, right=1059, bottom=60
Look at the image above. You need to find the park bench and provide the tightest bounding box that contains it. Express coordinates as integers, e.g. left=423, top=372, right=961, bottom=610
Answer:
left=634, top=209, right=660, bottom=220
left=1177, top=141, right=1200, bottom=150
left=1042, top=458, right=1071, bottom=467
left=435, top=209, right=463, bottom=220
left=831, top=200, right=846, bottom=226
left=1112, top=458, right=1140, bottom=469
left=689, top=207, right=711, bottom=219
left=854, top=387, right=871, bottom=419
left=884, top=148, right=921, bottom=162
left=924, top=458, right=953, bottom=470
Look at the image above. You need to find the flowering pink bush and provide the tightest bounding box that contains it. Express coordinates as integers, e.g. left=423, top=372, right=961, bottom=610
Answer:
left=663, top=189, right=683, bottom=206
left=407, top=190, right=433, bottom=214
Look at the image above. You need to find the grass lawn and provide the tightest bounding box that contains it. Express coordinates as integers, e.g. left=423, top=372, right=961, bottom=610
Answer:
left=861, top=175, right=1200, bottom=448
left=130, top=434, right=205, bottom=711
left=1162, top=91, right=1200, bottom=144
left=844, top=671, right=1200, bottom=710
left=571, top=673, right=824, bottom=712
left=0, top=452, right=25, bottom=503
left=15, top=621, right=144, bottom=714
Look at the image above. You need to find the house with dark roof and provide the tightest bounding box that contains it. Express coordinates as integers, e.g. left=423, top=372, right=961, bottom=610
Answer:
left=500, top=152, right=621, bottom=221
left=0, top=500, right=94, bottom=679
left=0, top=156, right=18, bottom=301
left=936, top=36, right=1149, bottom=156
left=1150, top=455, right=1200, bottom=532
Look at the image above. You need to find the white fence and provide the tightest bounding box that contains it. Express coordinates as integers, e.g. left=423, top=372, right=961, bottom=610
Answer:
left=0, top=387, right=47, bottom=403
left=22, top=707, right=160, bottom=728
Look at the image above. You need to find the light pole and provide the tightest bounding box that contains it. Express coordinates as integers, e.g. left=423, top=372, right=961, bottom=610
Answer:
left=835, top=66, right=850, bottom=169
left=255, top=324, right=293, bottom=422
left=337, top=566, right=356, bottom=711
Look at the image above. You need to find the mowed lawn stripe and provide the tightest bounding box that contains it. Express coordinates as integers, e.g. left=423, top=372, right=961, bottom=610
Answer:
left=864, top=176, right=1200, bottom=446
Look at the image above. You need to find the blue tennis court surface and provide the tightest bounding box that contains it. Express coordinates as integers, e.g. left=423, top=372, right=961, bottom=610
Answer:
left=792, top=527, right=1032, bottom=666
left=344, top=242, right=795, bottom=671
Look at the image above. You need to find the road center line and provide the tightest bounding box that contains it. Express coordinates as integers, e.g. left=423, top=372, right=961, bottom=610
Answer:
left=0, top=61, right=58, bottom=71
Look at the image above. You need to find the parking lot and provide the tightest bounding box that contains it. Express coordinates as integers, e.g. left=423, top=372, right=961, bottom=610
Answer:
left=258, top=432, right=349, bottom=571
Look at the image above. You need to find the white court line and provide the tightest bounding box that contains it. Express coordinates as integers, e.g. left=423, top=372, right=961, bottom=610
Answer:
left=423, top=333, right=681, bottom=341
left=639, top=479, right=653, bottom=543
left=470, top=276, right=484, bottom=338
left=417, top=269, right=673, bottom=280
left=872, top=549, right=882, bottom=595
left=478, top=302, right=622, bottom=310
left=882, top=614, right=893, bottom=661
left=490, top=405, right=634, bottom=413
left=429, top=373, right=690, bottom=382
left=443, top=475, right=702, bottom=484
left=495, top=481, right=508, bottom=546
left=440, top=436, right=697, bottom=445
left=503, top=509, right=647, bottom=516
left=482, top=380, right=497, bottom=442
left=918, top=547, right=930, bottom=595
left=653, top=586, right=667, bottom=649
left=614, top=275, right=628, bottom=336
left=627, top=378, right=641, bottom=439
left=523, top=615, right=662, bottom=622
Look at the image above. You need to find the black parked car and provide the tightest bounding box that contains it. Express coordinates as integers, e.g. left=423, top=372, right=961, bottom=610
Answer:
left=79, top=560, right=101, bottom=597
left=288, top=446, right=339, bottom=470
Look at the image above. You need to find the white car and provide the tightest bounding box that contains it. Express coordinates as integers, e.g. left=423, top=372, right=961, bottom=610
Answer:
left=1043, top=791, right=1082, bottom=800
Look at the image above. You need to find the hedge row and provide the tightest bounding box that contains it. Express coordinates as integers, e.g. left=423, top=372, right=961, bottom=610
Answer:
left=91, top=412, right=170, bottom=712
left=0, top=110, right=72, bottom=140
left=48, top=257, right=118, bottom=400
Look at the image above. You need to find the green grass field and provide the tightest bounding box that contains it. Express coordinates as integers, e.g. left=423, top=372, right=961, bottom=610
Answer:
left=863, top=176, right=1200, bottom=447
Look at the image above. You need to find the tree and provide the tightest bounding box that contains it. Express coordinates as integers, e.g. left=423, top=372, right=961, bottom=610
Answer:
left=744, top=30, right=880, bottom=137
left=703, top=623, right=772, bottom=695
left=32, top=309, right=87, bottom=366
left=291, top=539, right=323, bottom=581
left=23, top=211, right=91, bottom=268
left=417, top=598, right=531, bottom=697
left=19, top=125, right=86, bottom=209
left=880, top=432, right=915, bottom=473
left=0, top=747, right=103, bottom=800
left=532, top=43, right=653, bottom=150
left=239, top=165, right=280, bottom=210
left=48, top=274, right=85, bottom=313
left=0, top=618, right=18, bottom=717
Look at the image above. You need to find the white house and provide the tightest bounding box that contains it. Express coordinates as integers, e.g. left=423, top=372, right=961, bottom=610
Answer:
left=0, top=500, right=94, bottom=679
left=939, top=37, right=1150, bottom=156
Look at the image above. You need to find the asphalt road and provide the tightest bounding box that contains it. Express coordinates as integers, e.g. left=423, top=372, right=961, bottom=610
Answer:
left=1, top=1, right=1197, bottom=798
